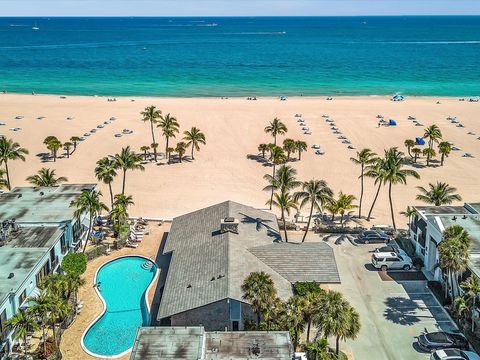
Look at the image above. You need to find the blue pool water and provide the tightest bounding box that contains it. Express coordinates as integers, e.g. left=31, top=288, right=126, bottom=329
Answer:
left=82, top=256, right=157, bottom=357
left=1, top=16, right=479, bottom=96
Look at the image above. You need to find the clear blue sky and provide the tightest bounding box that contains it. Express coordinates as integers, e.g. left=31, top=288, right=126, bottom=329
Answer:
left=3, top=0, right=480, bottom=16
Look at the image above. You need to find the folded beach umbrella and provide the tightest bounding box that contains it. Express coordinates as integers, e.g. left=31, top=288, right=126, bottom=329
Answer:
left=415, top=137, right=425, bottom=145
left=389, top=119, right=397, bottom=126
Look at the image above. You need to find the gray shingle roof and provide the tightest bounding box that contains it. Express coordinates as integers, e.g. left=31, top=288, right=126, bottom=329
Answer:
left=158, top=201, right=340, bottom=320
left=249, top=242, right=341, bottom=283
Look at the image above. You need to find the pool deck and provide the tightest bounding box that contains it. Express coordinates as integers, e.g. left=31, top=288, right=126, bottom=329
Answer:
left=60, top=223, right=170, bottom=360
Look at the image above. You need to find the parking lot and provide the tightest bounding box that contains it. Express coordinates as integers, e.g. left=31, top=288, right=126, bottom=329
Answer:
left=318, top=235, right=457, bottom=360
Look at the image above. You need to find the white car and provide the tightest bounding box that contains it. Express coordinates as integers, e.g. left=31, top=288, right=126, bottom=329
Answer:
left=371, top=252, right=413, bottom=271
left=431, top=349, right=480, bottom=360
left=294, top=353, right=308, bottom=360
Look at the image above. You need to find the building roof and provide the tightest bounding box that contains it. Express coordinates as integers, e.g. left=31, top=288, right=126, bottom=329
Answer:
left=130, top=327, right=293, bottom=360
left=415, top=205, right=470, bottom=216
left=0, top=184, right=96, bottom=224
left=158, top=201, right=340, bottom=320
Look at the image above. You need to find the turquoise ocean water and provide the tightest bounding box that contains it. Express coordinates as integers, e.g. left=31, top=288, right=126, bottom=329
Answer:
left=0, top=16, right=479, bottom=96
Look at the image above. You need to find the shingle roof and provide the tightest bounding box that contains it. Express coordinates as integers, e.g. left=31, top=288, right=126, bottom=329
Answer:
left=249, top=242, right=341, bottom=283
left=157, top=201, right=340, bottom=320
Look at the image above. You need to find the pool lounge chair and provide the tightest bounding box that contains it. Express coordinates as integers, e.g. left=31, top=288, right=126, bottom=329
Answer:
left=126, top=241, right=138, bottom=248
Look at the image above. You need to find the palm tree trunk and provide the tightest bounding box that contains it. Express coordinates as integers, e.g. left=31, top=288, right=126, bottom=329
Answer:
left=336, top=335, right=340, bottom=355
left=388, top=181, right=396, bottom=230
left=5, top=160, right=11, bottom=190
left=42, top=325, right=47, bottom=356
left=82, top=215, right=93, bottom=253
left=108, top=182, right=114, bottom=209
left=441, top=153, right=445, bottom=166
left=191, top=143, right=195, bottom=160
left=340, top=213, right=344, bottom=227
left=269, top=164, right=276, bottom=210
left=306, top=321, right=311, bottom=342
left=298, top=150, right=301, bottom=161
left=302, top=201, right=314, bottom=242
left=359, top=166, right=364, bottom=218
left=122, top=169, right=126, bottom=195
left=274, top=135, right=277, bottom=146
left=282, top=208, right=288, bottom=242
left=150, top=121, right=157, bottom=162
left=165, top=137, right=169, bottom=163
left=24, top=332, right=28, bottom=357
left=367, top=182, right=382, bottom=221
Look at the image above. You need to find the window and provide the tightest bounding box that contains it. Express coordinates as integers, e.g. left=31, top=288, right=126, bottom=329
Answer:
left=18, top=289, right=27, bottom=306
left=72, top=219, right=81, bottom=242
left=229, top=299, right=241, bottom=321
left=60, top=234, right=68, bottom=254
left=36, top=261, right=50, bottom=286
left=0, top=309, right=7, bottom=332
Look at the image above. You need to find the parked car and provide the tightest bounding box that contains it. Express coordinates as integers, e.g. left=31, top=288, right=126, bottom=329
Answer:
left=375, top=244, right=407, bottom=257
left=371, top=252, right=413, bottom=271
left=357, top=230, right=390, bottom=244
left=294, top=353, right=308, bottom=360
left=371, top=224, right=395, bottom=235
left=431, top=348, right=480, bottom=360
left=417, top=331, right=469, bottom=352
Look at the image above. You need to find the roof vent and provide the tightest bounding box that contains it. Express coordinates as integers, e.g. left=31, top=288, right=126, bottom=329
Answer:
left=221, top=217, right=239, bottom=234
left=187, top=284, right=192, bottom=289
left=8, top=273, right=14, bottom=279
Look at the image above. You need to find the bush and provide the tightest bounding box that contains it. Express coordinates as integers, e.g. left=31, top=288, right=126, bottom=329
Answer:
left=293, top=281, right=322, bottom=296
left=85, top=245, right=107, bottom=261
left=61, top=253, right=87, bottom=276
left=412, top=256, right=424, bottom=270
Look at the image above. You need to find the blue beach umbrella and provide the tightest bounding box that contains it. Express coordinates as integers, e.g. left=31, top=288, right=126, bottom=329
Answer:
left=415, top=137, right=425, bottom=145
left=389, top=119, right=397, bottom=126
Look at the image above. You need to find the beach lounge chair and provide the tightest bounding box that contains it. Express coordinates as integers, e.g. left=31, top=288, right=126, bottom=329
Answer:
left=338, top=136, right=346, bottom=139
left=15, top=115, right=24, bottom=119
left=348, top=145, right=356, bottom=149
left=457, top=123, right=465, bottom=128
left=312, top=144, right=320, bottom=149
left=468, top=132, right=476, bottom=135
left=342, top=140, right=351, bottom=144
left=84, top=132, right=91, bottom=137
left=463, top=153, right=474, bottom=158
left=114, top=133, right=122, bottom=138
left=333, top=130, right=341, bottom=134
left=126, top=241, right=138, bottom=248
left=408, top=116, right=416, bottom=120
left=295, top=114, right=302, bottom=117
left=376, top=115, right=383, bottom=119
left=67, top=117, right=74, bottom=120
left=322, top=115, right=329, bottom=118
left=304, top=131, right=312, bottom=135
left=0, top=122, right=5, bottom=126
left=110, top=117, right=116, bottom=120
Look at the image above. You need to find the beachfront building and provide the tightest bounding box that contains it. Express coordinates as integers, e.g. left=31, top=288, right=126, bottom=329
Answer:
left=0, top=184, right=96, bottom=357
left=157, top=200, right=340, bottom=331
left=130, top=326, right=294, bottom=360
left=409, top=202, right=480, bottom=282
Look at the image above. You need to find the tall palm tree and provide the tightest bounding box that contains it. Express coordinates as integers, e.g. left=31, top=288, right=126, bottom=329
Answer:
left=284, top=296, right=306, bottom=350
left=416, top=182, right=462, bottom=206
left=95, top=157, right=117, bottom=209
left=411, top=147, right=421, bottom=163
left=324, top=198, right=339, bottom=222
left=141, top=105, right=161, bottom=162
left=401, top=206, right=417, bottom=228
left=183, top=127, right=206, bottom=160
left=4, top=308, right=39, bottom=357
left=48, top=295, right=72, bottom=347
left=294, top=179, right=333, bottom=242
left=241, top=271, right=277, bottom=325
left=336, top=304, right=361, bottom=356
left=265, top=146, right=287, bottom=209
left=382, top=148, right=420, bottom=230
left=111, top=194, right=134, bottom=231
left=158, top=113, right=180, bottom=162
left=404, top=139, right=415, bottom=159
left=63, top=142, right=73, bottom=158
left=26, top=168, right=68, bottom=187
left=267, top=191, right=298, bottom=242
left=295, top=140, right=307, bottom=160
left=422, top=148, right=436, bottom=166
left=30, top=293, right=54, bottom=356
left=113, top=193, right=135, bottom=211
left=70, top=136, right=81, bottom=152
left=336, top=192, right=358, bottom=227
left=264, top=165, right=300, bottom=195
left=258, top=143, right=269, bottom=158
left=0, top=137, right=29, bottom=190
left=283, top=138, right=296, bottom=161
left=438, top=141, right=452, bottom=166
left=350, top=148, right=377, bottom=218
left=140, top=145, right=150, bottom=161
left=47, top=138, right=62, bottom=162
left=365, top=158, right=386, bottom=221
left=70, top=190, right=108, bottom=253
left=175, top=141, right=188, bottom=163
left=461, top=275, right=480, bottom=331
left=264, top=117, right=287, bottom=145
left=423, top=124, right=442, bottom=165
left=301, top=291, right=326, bottom=343
left=112, top=146, right=144, bottom=195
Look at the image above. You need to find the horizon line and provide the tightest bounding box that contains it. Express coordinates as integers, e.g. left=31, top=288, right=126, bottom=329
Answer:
left=2, top=14, right=480, bottom=18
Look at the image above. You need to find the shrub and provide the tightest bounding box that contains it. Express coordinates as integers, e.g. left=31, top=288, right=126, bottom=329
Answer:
left=61, top=253, right=87, bottom=276
left=293, top=281, right=322, bottom=296
left=85, top=245, right=107, bottom=261
left=412, top=256, right=424, bottom=270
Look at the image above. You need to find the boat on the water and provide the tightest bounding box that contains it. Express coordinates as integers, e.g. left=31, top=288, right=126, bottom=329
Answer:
left=32, top=22, right=39, bottom=30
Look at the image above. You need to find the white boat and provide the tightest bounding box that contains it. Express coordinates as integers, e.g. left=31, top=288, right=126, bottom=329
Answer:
left=32, top=22, right=39, bottom=30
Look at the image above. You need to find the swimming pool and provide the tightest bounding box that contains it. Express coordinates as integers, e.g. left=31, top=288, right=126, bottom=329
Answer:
left=81, top=256, right=158, bottom=358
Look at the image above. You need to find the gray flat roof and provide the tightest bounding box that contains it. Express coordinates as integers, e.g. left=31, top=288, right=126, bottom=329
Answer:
left=416, top=205, right=470, bottom=216
left=5, top=226, right=62, bottom=249
left=0, top=184, right=96, bottom=224
left=130, top=327, right=293, bottom=360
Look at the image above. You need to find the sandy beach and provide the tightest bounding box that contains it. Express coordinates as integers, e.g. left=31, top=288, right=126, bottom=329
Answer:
left=0, top=93, right=478, bottom=227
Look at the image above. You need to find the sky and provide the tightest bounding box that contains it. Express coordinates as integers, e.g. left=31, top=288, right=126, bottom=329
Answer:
left=2, top=0, right=480, bottom=17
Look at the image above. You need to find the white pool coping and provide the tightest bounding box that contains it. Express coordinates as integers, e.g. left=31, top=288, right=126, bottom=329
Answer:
left=80, top=254, right=160, bottom=359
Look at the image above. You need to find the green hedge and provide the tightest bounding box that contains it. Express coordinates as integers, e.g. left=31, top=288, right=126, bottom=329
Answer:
left=85, top=245, right=107, bottom=261
left=293, top=281, right=322, bottom=296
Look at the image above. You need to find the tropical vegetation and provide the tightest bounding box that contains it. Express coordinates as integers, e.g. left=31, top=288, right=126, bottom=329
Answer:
left=26, top=168, right=68, bottom=187
left=0, top=137, right=29, bottom=190
left=416, top=182, right=462, bottom=206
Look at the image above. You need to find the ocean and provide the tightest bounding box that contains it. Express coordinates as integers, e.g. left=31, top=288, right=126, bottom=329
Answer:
left=0, top=16, right=479, bottom=97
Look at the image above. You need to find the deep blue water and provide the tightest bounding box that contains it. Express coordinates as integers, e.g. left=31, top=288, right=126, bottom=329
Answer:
left=0, top=16, right=479, bottom=96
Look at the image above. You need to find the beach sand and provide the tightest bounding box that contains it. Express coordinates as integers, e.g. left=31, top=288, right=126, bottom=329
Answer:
left=0, top=93, right=478, bottom=227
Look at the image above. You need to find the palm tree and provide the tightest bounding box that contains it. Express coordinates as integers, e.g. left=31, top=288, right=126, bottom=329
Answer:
left=4, top=308, right=39, bottom=357
left=350, top=148, right=377, bottom=218
left=63, top=142, right=73, bottom=158
left=401, top=206, right=417, bottom=228
left=241, top=271, right=277, bottom=325
left=264, top=117, right=287, bottom=145
left=140, top=145, right=150, bottom=161
left=265, top=146, right=287, bottom=209
left=324, top=199, right=339, bottom=222
left=461, top=275, right=480, bottom=331
left=141, top=105, right=161, bottom=162
left=112, top=146, right=144, bottom=195
left=47, top=138, right=62, bottom=162
left=336, top=192, right=357, bottom=227
left=423, top=124, right=442, bottom=165
left=365, top=157, right=386, bottom=221
left=267, top=191, right=298, bottom=242
left=382, top=148, right=420, bottom=230
left=70, top=190, right=108, bottom=253
left=404, top=139, right=415, bottom=159
left=263, top=165, right=300, bottom=196
left=158, top=113, right=180, bottom=162
left=301, top=291, right=326, bottom=343
left=0, top=137, right=29, bottom=190
left=48, top=295, right=72, bottom=347
left=283, top=138, right=296, bottom=161
left=175, top=141, right=188, bottom=163
left=30, top=293, right=54, bottom=356
left=284, top=296, right=306, bottom=350
left=26, top=168, right=68, bottom=187
left=411, top=147, right=421, bottom=163
left=151, top=143, right=159, bottom=160
left=422, top=148, right=436, bottom=166
left=416, top=182, right=462, bottom=206
left=166, top=147, right=175, bottom=164
left=438, top=141, right=452, bottom=166
left=111, top=194, right=134, bottom=231
left=95, top=157, right=117, bottom=209
left=295, top=140, right=307, bottom=161
left=183, top=127, right=206, bottom=160
left=258, top=143, right=269, bottom=158
left=70, top=136, right=81, bottom=152
left=294, top=179, right=333, bottom=242
left=336, top=304, right=361, bottom=356
left=305, top=338, right=331, bottom=360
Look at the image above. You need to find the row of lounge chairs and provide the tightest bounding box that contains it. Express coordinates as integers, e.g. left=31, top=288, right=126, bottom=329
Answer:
left=126, top=218, right=149, bottom=248
left=324, top=115, right=356, bottom=150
